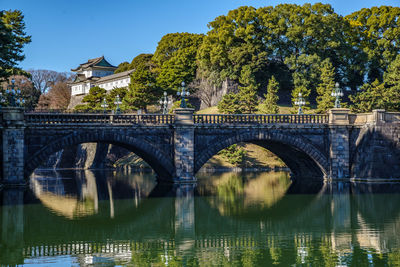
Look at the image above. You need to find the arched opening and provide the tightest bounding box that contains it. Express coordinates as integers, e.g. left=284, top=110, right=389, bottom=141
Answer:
left=195, top=132, right=329, bottom=180
left=25, top=132, right=174, bottom=181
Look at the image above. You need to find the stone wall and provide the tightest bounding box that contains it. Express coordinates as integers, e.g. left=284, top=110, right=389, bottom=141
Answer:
left=198, top=79, right=238, bottom=110
left=351, top=124, right=400, bottom=179
left=47, top=144, right=130, bottom=169
left=67, top=95, right=85, bottom=110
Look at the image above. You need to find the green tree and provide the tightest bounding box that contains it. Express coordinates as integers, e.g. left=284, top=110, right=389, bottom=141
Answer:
left=285, top=54, right=322, bottom=108
left=106, top=87, right=128, bottom=111
left=153, top=33, right=204, bottom=91
left=218, top=144, right=247, bottom=166
left=259, top=75, right=280, bottom=114
left=131, top=54, right=153, bottom=69
left=0, top=10, right=31, bottom=81
left=237, top=65, right=259, bottom=113
left=197, top=6, right=269, bottom=90
left=350, top=55, right=400, bottom=112
left=316, top=59, right=336, bottom=113
left=218, top=93, right=241, bottom=114
left=198, top=3, right=364, bottom=95
left=346, top=6, right=400, bottom=82
left=114, top=62, right=130, bottom=74
left=75, top=86, right=106, bottom=111
left=383, top=54, right=400, bottom=90
left=350, top=80, right=388, bottom=112
left=123, top=57, right=160, bottom=111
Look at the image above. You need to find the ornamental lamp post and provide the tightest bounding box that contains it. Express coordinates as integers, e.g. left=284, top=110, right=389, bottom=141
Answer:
left=114, top=94, right=122, bottom=114
left=159, top=91, right=171, bottom=114
left=331, top=82, right=344, bottom=108
left=0, top=91, right=5, bottom=109
left=177, top=81, right=190, bottom=108
left=101, top=98, right=108, bottom=113
left=294, top=92, right=306, bottom=115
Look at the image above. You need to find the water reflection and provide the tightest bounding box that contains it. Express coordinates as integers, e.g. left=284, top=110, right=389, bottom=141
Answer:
left=30, top=169, right=157, bottom=219
left=197, top=172, right=292, bottom=216
left=0, top=171, right=400, bottom=266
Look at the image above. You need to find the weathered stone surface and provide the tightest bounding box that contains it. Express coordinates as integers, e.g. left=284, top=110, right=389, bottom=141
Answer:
left=174, top=126, right=195, bottom=182
left=351, top=124, right=400, bottom=179
left=4, top=109, right=400, bottom=184
left=2, top=108, right=25, bottom=184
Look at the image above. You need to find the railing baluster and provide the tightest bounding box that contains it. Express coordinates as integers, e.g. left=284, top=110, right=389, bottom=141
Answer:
left=24, top=112, right=328, bottom=126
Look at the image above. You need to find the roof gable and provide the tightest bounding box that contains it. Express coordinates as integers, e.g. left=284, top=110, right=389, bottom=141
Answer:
left=71, top=56, right=116, bottom=72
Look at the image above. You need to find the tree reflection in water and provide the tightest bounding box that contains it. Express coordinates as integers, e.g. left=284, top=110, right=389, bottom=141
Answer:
left=1, top=170, right=400, bottom=266
left=30, top=169, right=157, bottom=219
left=197, top=172, right=291, bottom=216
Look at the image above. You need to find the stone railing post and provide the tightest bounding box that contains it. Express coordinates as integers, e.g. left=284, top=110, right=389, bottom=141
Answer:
left=174, top=108, right=196, bottom=183
left=1, top=107, right=26, bottom=185
left=372, top=109, right=385, bottom=125
left=328, top=108, right=350, bottom=180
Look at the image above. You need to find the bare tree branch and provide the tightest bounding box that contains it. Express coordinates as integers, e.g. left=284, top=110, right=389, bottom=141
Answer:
left=28, top=69, right=74, bottom=93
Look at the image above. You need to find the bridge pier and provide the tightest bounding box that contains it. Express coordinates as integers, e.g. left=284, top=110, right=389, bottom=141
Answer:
left=173, top=109, right=196, bottom=183
left=173, top=184, right=196, bottom=258
left=0, top=188, right=25, bottom=265
left=1, top=108, right=26, bottom=185
left=328, top=109, right=351, bottom=180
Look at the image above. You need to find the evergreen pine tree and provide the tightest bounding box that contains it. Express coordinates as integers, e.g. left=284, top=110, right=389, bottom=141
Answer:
left=238, top=84, right=259, bottom=113
left=316, top=59, right=336, bottom=113
left=123, top=61, right=160, bottom=111
left=75, top=86, right=106, bottom=111
left=238, top=65, right=258, bottom=113
left=218, top=93, right=241, bottom=114
left=260, top=76, right=280, bottom=114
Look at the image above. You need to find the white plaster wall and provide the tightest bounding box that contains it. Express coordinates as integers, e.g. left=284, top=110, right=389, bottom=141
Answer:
left=71, top=84, right=84, bottom=95
left=98, top=78, right=130, bottom=91
left=84, top=70, right=92, bottom=78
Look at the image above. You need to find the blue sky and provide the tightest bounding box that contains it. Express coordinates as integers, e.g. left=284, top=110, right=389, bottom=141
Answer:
left=2, top=0, right=398, bottom=72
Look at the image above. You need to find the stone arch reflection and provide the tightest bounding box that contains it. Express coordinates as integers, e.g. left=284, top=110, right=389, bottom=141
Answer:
left=30, top=169, right=157, bottom=219
left=2, top=178, right=400, bottom=266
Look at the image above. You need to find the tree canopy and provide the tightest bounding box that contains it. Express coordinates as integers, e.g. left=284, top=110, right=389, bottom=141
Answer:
left=153, top=33, right=204, bottom=91
left=346, top=6, right=400, bottom=83
left=196, top=3, right=400, bottom=109
left=351, top=54, right=400, bottom=112
left=0, top=10, right=31, bottom=81
left=124, top=54, right=161, bottom=111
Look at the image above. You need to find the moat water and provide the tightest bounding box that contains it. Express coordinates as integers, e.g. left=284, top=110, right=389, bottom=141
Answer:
left=1, top=170, right=400, bottom=266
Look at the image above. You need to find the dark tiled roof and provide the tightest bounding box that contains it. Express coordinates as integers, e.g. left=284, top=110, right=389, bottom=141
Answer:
left=69, top=75, right=100, bottom=85
left=71, top=56, right=116, bottom=72
left=96, top=69, right=134, bottom=83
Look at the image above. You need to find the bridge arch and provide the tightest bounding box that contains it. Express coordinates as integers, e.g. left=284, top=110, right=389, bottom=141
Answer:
left=195, top=130, right=329, bottom=179
left=25, top=131, right=174, bottom=180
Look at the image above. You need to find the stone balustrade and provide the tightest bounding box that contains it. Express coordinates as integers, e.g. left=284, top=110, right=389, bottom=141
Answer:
left=193, top=114, right=328, bottom=124
left=24, top=112, right=329, bottom=126
left=24, top=113, right=175, bottom=125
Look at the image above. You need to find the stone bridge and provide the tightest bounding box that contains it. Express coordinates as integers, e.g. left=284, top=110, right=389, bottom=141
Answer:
left=1, top=107, right=400, bottom=185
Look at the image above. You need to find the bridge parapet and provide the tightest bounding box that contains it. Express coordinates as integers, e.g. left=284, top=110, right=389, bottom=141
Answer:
left=25, top=113, right=175, bottom=126
left=348, top=110, right=400, bottom=126
left=194, top=114, right=328, bottom=124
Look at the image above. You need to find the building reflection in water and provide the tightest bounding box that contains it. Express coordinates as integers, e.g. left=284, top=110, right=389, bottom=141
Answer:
left=0, top=170, right=400, bottom=265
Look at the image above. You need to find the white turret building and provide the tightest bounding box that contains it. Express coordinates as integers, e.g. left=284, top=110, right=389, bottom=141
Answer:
left=70, top=56, right=133, bottom=96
